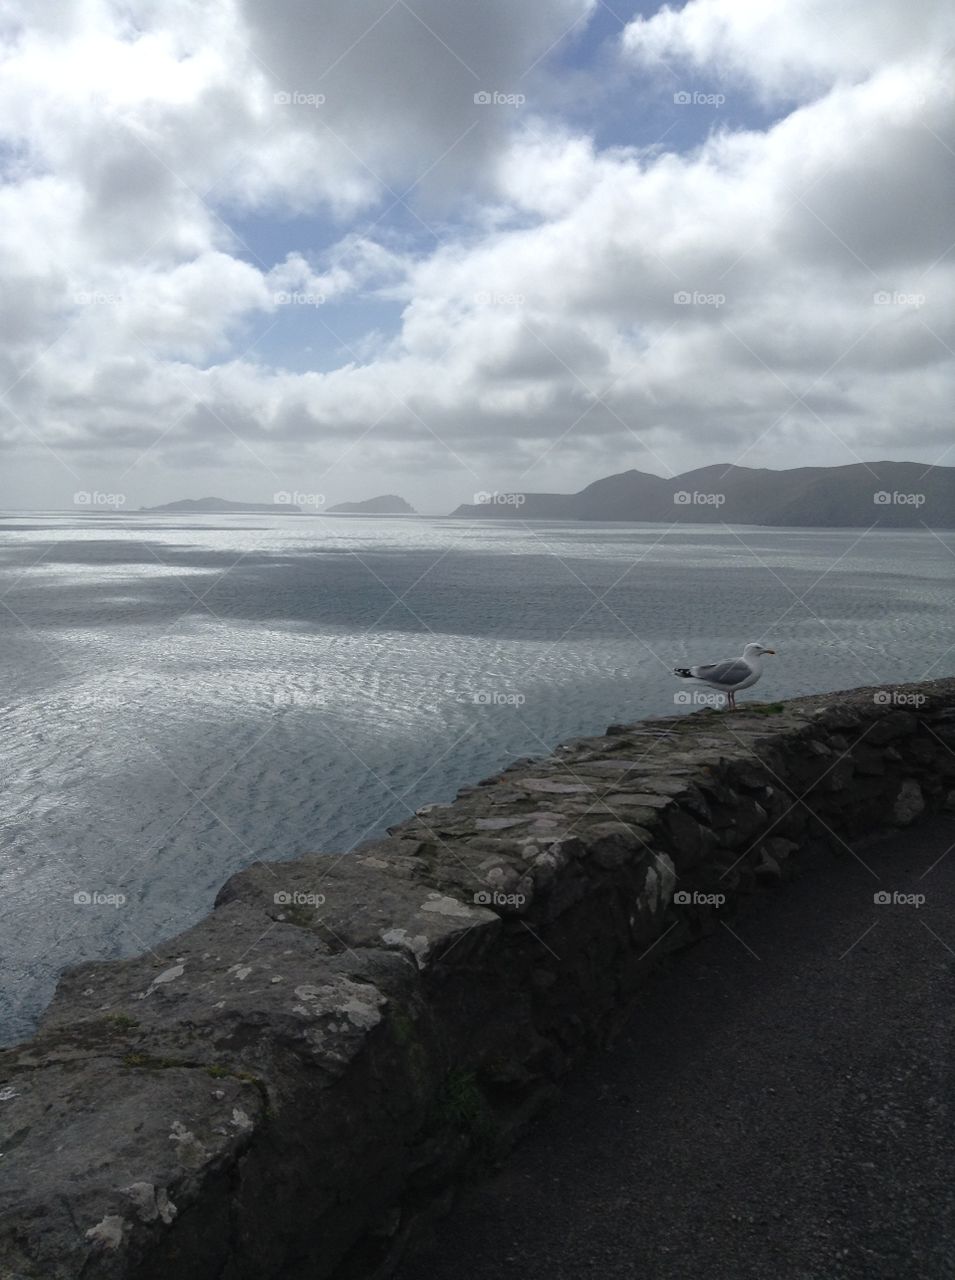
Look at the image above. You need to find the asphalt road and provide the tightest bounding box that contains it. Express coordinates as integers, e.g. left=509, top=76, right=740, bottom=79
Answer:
left=396, top=816, right=955, bottom=1280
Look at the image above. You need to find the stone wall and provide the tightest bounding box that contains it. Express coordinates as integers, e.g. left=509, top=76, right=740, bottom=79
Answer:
left=2, top=678, right=954, bottom=1279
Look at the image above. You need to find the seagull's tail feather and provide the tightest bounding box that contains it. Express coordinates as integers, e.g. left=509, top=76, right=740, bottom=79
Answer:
left=673, top=666, right=695, bottom=679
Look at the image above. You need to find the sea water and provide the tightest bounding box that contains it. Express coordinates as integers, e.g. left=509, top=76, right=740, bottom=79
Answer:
left=1, top=513, right=951, bottom=1041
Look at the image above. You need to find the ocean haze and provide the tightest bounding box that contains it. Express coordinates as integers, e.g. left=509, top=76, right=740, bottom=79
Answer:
left=1, top=511, right=952, bottom=1042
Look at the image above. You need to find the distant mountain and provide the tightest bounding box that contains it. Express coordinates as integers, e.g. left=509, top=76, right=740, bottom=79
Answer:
left=140, top=497, right=300, bottom=513
left=448, top=463, right=954, bottom=528
left=326, top=494, right=416, bottom=515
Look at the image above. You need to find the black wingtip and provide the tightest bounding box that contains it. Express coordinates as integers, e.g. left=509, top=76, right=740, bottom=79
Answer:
left=673, top=667, right=693, bottom=678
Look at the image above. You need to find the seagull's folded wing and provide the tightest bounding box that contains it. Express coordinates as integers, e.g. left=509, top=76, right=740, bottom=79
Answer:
left=694, top=658, right=752, bottom=685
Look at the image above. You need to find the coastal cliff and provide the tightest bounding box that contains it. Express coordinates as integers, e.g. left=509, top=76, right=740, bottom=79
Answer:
left=2, top=678, right=954, bottom=1279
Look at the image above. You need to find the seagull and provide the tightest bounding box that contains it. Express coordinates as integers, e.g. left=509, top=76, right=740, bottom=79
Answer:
left=673, top=641, right=776, bottom=710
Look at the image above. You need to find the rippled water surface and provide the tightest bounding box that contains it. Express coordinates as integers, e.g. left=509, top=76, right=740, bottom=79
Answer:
left=2, top=513, right=952, bottom=1040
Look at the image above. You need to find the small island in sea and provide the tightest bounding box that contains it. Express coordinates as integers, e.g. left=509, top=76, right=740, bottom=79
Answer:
left=139, top=497, right=301, bottom=513
left=138, top=494, right=417, bottom=517
left=325, top=494, right=417, bottom=515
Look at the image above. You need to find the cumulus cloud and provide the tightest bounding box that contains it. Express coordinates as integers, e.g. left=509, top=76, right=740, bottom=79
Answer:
left=0, top=0, right=952, bottom=509
left=621, top=0, right=954, bottom=102
left=239, top=0, right=596, bottom=201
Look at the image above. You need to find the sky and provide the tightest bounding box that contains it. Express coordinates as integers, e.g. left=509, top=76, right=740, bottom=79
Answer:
left=0, top=0, right=952, bottom=513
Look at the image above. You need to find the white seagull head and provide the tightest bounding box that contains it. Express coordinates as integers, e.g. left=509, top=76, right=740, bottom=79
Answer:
left=743, top=641, right=776, bottom=658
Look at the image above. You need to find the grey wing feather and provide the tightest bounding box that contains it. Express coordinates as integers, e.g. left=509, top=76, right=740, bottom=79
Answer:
left=694, top=658, right=752, bottom=685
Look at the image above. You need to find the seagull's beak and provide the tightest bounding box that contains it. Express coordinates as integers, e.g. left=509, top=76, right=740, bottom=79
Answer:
left=762, top=648, right=776, bottom=655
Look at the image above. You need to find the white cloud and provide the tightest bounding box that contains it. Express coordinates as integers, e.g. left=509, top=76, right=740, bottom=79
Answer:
left=621, top=0, right=955, bottom=102
left=0, top=0, right=952, bottom=509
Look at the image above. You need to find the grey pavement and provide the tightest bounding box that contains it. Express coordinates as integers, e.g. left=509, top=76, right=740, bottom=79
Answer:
left=396, top=816, right=955, bottom=1280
